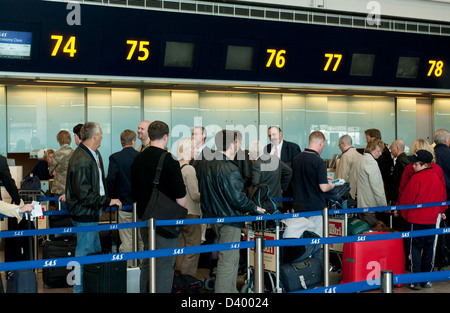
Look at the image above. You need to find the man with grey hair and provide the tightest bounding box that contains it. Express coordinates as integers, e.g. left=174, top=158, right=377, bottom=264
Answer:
left=335, top=134, right=361, bottom=199
left=434, top=129, right=450, bottom=201
left=391, top=139, right=411, bottom=204
left=66, top=122, right=122, bottom=293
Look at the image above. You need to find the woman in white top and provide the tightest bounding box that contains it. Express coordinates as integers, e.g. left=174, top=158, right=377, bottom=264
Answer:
left=174, top=137, right=202, bottom=276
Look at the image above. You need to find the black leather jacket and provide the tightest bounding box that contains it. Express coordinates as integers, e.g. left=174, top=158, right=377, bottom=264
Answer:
left=196, top=151, right=257, bottom=228
left=66, top=143, right=110, bottom=222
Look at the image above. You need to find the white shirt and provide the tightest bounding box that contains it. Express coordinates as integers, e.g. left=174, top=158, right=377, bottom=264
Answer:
left=271, top=141, right=283, bottom=159
left=86, top=146, right=105, bottom=196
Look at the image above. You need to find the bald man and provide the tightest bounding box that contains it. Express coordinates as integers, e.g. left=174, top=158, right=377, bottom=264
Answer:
left=136, top=120, right=150, bottom=152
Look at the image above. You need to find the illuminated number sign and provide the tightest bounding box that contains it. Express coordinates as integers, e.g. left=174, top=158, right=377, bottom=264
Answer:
left=126, top=40, right=150, bottom=61
left=50, top=35, right=77, bottom=57
left=427, top=59, right=444, bottom=77
left=324, top=53, right=342, bottom=72
left=266, top=49, right=286, bottom=68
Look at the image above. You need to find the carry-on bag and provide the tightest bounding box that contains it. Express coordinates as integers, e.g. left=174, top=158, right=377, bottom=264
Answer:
left=6, top=270, right=37, bottom=293
left=279, top=257, right=323, bottom=291
left=6, top=213, right=38, bottom=293
left=83, top=253, right=127, bottom=293
left=42, top=239, right=77, bottom=287
left=142, top=151, right=187, bottom=238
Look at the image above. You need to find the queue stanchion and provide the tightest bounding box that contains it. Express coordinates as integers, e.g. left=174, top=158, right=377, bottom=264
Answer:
left=254, top=236, right=264, bottom=293
left=132, top=203, right=138, bottom=268
left=323, top=206, right=329, bottom=287
left=275, top=219, right=282, bottom=293
left=380, top=270, right=394, bottom=293
left=148, top=217, right=156, bottom=293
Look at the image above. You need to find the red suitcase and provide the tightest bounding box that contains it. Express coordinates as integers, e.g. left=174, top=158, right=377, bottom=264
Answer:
left=341, top=232, right=405, bottom=284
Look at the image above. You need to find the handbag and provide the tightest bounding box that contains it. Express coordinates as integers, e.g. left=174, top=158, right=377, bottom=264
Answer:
left=142, top=152, right=188, bottom=238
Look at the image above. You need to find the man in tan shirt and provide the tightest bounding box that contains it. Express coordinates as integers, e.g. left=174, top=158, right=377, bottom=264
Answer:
left=335, top=134, right=362, bottom=199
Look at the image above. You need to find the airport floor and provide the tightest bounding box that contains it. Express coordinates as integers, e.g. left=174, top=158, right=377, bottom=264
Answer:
left=2, top=252, right=450, bottom=294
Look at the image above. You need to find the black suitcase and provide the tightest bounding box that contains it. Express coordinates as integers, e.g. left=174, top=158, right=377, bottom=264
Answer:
left=4, top=218, right=35, bottom=262
left=83, top=255, right=126, bottom=293
left=42, top=239, right=77, bottom=287
left=6, top=270, right=37, bottom=293
left=279, top=258, right=323, bottom=292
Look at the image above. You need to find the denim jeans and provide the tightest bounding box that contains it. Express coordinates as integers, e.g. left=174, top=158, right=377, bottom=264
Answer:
left=71, top=218, right=101, bottom=293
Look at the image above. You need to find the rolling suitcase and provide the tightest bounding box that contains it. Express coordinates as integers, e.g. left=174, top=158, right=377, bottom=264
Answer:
left=4, top=217, right=35, bottom=262
left=279, top=257, right=323, bottom=291
left=6, top=213, right=38, bottom=293
left=6, top=270, right=37, bottom=293
left=341, top=232, right=405, bottom=284
left=42, top=239, right=77, bottom=287
left=83, top=254, right=127, bottom=293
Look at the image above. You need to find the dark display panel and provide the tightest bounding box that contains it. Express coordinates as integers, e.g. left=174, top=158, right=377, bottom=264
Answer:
left=0, top=0, right=449, bottom=89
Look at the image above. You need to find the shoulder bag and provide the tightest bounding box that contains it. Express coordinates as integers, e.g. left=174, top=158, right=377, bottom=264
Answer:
left=142, top=152, right=187, bottom=238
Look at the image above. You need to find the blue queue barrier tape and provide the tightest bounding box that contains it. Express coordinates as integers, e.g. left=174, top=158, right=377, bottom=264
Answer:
left=1, top=201, right=449, bottom=240
left=293, top=270, right=450, bottom=293
left=0, top=240, right=254, bottom=272
left=0, top=221, right=148, bottom=239
left=0, top=225, right=448, bottom=272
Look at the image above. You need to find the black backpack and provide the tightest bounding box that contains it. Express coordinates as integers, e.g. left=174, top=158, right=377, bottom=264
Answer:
left=20, top=175, right=41, bottom=191
left=247, top=184, right=277, bottom=215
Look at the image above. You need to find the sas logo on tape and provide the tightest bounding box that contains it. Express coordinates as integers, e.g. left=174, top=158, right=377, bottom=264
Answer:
left=44, top=260, right=58, bottom=267
left=112, top=254, right=124, bottom=261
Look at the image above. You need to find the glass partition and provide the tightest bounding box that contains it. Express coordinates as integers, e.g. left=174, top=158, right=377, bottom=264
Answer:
left=434, top=98, right=450, bottom=134
left=7, top=86, right=47, bottom=153
left=46, top=87, right=85, bottom=151
left=0, top=86, right=6, bottom=156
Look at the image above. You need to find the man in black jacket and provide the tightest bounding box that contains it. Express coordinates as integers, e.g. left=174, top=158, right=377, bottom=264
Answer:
left=66, top=122, right=122, bottom=293
left=131, top=121, right=187, bottom=293
left=106, top=129, right=140, bottom=265
left=196, top=130, right=265, bottom=293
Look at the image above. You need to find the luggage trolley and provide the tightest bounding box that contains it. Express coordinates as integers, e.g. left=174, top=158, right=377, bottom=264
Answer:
left=241, top=219, right=283, bottom=293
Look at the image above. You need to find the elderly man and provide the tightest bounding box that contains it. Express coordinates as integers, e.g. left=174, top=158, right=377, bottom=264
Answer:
left=390, top=139, right=411, bottom=203
left=335, top=134, right=361, bottom=199
left=434, top=129, right=450, bottom=202
left=66, top=122, right=122, bottom=293
left=265, top=126, right=301, bottom=166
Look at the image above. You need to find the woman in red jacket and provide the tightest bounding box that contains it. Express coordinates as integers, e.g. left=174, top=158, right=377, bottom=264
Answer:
left=398, top=150, right=447, bottom=290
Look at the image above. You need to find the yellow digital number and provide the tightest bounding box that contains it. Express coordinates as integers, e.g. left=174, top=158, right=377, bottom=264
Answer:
left=324, top=53, right=342, bottom=71
left=266, top=49, right=286, bottom=68
left=427, top=60, right=444, bottom=77
left=50, top=35, right=77, bottom=58
left=126, top=40, right=150, bottom=61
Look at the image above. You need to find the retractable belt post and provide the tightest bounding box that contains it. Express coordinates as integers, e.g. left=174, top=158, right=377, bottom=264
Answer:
left=148, top=217, right=156, bottom=293
left=380, top=270, right=394, bottom=293
left=132, top=203, right=138, bottom=268
left=254, top=236, right=264, bottom=293
left=322, top=206, right=329, bottom=287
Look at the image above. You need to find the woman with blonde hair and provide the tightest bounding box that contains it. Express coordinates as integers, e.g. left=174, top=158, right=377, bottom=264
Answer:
left=174, top=137, right=202, bottom=276
left=397, top=138, right=444, bottom=202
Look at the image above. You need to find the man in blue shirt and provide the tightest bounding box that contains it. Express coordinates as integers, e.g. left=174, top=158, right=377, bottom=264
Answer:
left=292, top=131, right=335, bottom=236
left=434, top=129, right=450, bottom=202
